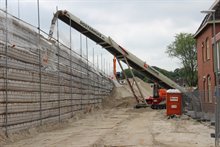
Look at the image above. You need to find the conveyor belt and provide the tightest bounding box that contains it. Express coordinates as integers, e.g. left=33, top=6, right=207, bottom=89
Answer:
left=48, top=10, right=186, bottom=92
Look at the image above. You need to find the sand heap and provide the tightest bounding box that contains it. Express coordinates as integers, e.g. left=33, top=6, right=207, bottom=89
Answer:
left=102, top=77, right=153, bottom=108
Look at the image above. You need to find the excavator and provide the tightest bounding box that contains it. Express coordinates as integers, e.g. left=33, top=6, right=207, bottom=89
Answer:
left=48, top=10, right=186, bottom=108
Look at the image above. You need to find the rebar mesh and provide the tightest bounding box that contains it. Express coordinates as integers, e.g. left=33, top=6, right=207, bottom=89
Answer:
left=183, top=89, right=215, bottom=121
left=0, top=10, right=113, bottom=135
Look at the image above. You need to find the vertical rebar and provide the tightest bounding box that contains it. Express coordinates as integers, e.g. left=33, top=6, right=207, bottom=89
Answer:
left=98, top=73, right=100, bottom=104
left=86, top=37, right=89, bottom=106
left=4, top=0, right=8, bottom=137
left=104, top=58, right=105, bottom=74
left=86, top=37, right=88, bottom=62
left=37, top=0, right=42, bottom=126
left=80, top=33, right=83, bottom=110
left=109, top=62, right=110, bottom=76
left=97, top=54, right=99, bottom=70
left=17, top=0, right=20, bottom=18
left=56, top=6, right=61, bottom=122
left=109, top=62, right=111, bottom=89
left=69, top=17, right=73, bottom=117
left=93, top=48, right=95, bottom=103
left=99, top=53, right=101, bottom=103
left=92, top=48, right=95, bottom=103
left=105, top=60, right=107, bottom=75
left=101, top=53, right=102, bottom=72
left=93, top=48, right=94, bottom=68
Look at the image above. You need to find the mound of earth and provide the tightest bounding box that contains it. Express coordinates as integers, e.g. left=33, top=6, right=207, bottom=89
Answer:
left=102, top=77, right=153, bottom=108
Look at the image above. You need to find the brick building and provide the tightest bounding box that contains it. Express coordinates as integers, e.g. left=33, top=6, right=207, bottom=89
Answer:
left=194, top=0, right=220, bottom=113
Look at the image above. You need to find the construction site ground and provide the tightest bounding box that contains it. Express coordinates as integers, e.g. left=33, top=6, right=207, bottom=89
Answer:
left=0, top=79, right=215, bottom=147
left=1, top=107, right=214, bottom=147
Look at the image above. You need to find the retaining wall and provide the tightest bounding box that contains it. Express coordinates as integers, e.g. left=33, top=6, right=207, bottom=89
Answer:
left=0, top=12, right=113, bottom=134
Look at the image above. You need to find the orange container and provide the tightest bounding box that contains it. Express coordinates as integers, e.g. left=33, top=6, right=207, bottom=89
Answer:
left=166, top=89, right=182, bottom=116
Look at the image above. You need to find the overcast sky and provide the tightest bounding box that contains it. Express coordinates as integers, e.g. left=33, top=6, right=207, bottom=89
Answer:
left=0, top=0, right=215, bottom=72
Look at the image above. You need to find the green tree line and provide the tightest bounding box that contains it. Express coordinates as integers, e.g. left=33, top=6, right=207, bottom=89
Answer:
left=121, top=66, right=186, bottom=86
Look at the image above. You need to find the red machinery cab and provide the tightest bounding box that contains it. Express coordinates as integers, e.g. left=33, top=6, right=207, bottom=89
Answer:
left=146, top=83, right=167, bottom=109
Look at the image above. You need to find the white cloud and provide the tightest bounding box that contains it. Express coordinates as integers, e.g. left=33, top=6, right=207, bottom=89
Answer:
left=3, top=0, right=215, bottom=71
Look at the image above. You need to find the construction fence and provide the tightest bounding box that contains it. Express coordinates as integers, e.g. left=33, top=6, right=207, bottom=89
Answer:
left=0, top=11, right=114, bottom=135
left=184, top=89, right=216, bottom=121
left=183, top=88, right=220, bottom=143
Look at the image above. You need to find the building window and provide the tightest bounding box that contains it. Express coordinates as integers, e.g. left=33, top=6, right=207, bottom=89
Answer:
left=206, top=38, right=210, bottom=60
left=203, top=78, right=206, bottom=102
left=202, top=42, right=206, bottom=62
left=207, top=75, right=212, bottom=103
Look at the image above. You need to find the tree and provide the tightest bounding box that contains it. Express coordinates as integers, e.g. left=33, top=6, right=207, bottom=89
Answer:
left=166, top=33, right=197, bottom=87
left=123, top=68, right=145, bottom=80
left=152, top=66, right=174, bottom=80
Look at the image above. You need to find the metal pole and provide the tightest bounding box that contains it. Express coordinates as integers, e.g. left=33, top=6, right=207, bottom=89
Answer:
left=69, top=17, right=73, bottom=117
left=105, top=59, right=106, bottom=75
left=86, top=37, right=88, bottom=61
left=109, top=62, right=110, bottom=76
left=105, top=61, right=107, bottom=75
left=104, top=58, right=105, bottom=74
left=93, top=48, right=94, bottom=68
left=80, top=34, right=82, bottom=57
left=101, top=53, right=102, bottom=72
left=17, top=0, right=20, bottom=18
left=56, top=6, right=61, bottom=123
left=101, top=53, right=103, bottom=94
left=4, top=0, right=8, bottom=137
left=86, top=37, right=89, bottom=106
left=37, top=0, right=42, bottom=126
left=93, top=56, right=95, bottom=103
left=97, top=54, right=99, bottom=70
left=80, top=34, right=83, bottom=110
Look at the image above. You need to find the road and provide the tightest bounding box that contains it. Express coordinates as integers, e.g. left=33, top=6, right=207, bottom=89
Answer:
left=3, top=107, right=214, bottom=147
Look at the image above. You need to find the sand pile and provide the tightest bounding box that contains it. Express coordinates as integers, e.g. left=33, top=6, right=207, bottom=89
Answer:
left=113, top=77, right=153, bottom=98
left=127, top=77, right=152, bottom=98
left=102, top=77, right=153, bottom=108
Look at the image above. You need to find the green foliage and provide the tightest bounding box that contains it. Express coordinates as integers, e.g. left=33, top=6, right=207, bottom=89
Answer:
left=123, top=68, right=145, bottom=80
left=152, top=66, right=186, bottom=86
left=121, top=67, right=186, bottom=86
left=152, top=66, right=174, bottom=80
left=166, top=33, right=197, bottom=86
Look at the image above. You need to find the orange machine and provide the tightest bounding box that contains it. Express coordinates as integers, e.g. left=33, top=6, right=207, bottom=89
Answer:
left=113, top=56, right=117, bottom=77
left=159, top=89, right=167, bottom=99
left=146, top=83, right=167, bottom=109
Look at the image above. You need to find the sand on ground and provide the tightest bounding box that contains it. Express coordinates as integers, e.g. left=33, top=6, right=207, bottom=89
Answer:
left=2, top=107, right=214, bottom=147
left=0, top=78, right=215, bottom=147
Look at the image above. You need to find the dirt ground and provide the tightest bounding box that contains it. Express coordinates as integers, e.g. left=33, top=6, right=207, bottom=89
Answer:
left=2, top=107, right=214, bottom=147
left=0, top=79, right=215, bottom=147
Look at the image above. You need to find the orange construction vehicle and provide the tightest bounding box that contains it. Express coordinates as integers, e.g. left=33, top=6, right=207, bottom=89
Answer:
left=146, top=83, right=167, bottom=109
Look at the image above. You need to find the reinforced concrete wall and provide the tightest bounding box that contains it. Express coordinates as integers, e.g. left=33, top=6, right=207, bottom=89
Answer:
left=0, top=12, right=113, bottom=134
